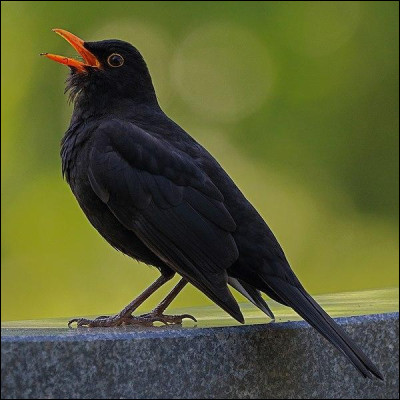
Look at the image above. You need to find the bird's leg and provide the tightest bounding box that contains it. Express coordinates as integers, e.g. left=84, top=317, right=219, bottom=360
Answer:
left=68, top=274, right=173, bottom=328
left=138, top=278, right=197, bottom=325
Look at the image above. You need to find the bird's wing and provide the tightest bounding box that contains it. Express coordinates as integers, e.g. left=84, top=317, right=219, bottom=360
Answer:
left=88, top=120, right=244, bottom=322
left=228, top=278, right=275, bottom=320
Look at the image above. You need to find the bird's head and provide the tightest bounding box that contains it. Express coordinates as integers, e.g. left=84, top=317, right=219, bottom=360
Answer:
left=41, top=29, right=158, bottom=112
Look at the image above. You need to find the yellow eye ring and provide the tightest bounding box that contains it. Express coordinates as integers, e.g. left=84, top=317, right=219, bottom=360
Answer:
left=107, top=53, right=124, bottom=67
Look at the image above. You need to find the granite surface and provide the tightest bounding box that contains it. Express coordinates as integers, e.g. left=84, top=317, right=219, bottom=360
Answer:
left=1, top=312, right=399, bottom=399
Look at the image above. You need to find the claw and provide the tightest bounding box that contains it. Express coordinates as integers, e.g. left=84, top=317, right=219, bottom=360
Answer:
left=68, top=318, right=93, bottom=328
left=181, top=314, right=197, bottom=323
left=68, top=318, right=78, bottom=328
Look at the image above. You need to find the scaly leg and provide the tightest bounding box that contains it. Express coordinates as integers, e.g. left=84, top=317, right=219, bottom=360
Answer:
left=139, top=278, right=197, bottom=325
left=68, top=274, right=173, bottom=328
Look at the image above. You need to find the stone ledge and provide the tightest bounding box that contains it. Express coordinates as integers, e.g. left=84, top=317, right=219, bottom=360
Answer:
left=1, top=312, right=399, bottom=399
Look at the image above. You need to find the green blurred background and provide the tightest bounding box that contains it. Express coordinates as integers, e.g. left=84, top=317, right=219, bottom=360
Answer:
left=1, top=1, right=398, bottom=321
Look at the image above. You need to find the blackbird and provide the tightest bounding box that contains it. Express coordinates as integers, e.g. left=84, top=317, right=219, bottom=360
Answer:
left=42, top=29, right=382, bottom=379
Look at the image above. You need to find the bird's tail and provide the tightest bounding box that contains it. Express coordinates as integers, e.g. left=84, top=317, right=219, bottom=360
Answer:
left=261, top=275, right=383, bottom=380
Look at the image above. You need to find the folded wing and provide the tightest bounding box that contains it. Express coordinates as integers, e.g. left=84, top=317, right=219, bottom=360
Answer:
left=88, top=120, right=244, bottom=322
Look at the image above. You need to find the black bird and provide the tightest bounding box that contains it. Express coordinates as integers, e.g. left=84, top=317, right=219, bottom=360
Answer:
left=42, top=29, right=382, bottom=379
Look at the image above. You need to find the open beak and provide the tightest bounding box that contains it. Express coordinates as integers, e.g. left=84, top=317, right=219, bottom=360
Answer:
left=41, top=29, right=100, bottom=72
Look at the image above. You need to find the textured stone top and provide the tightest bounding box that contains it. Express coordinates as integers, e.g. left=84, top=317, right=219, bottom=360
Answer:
left=1, top=288, right=399, bottom=399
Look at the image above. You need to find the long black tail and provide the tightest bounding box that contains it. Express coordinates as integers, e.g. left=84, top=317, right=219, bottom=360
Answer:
left=262, top=275, right=383, bottom=380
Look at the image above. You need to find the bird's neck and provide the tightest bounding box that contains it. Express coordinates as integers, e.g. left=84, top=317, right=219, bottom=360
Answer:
left=72, top=92, right=160, bottom=120
left=71, top=98, right=157, bottom=123
left=68, top=73, right=160, bottom=120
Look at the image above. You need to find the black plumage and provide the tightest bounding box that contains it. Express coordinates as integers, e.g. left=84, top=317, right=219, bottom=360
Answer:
left=44, top=30, right=383, bottom=379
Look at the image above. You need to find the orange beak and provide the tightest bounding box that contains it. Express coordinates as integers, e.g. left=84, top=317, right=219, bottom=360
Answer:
left=41, top=29, right=100, bottom=72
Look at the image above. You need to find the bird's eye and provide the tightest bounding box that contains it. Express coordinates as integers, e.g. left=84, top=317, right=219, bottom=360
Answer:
left=107, top=53, right=124, bottom=67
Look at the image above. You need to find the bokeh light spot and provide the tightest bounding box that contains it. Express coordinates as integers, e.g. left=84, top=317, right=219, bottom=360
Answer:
left=171, top=23, right=274, bottom=122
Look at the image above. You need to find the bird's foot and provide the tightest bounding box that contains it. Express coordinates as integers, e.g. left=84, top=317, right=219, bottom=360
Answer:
left=139, top=311, right=197, bottom=326
left=68, top=311, right=197, bottom=328
left=68, top=314, right=137, bottom=328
